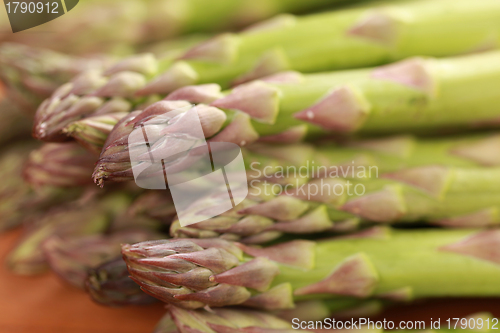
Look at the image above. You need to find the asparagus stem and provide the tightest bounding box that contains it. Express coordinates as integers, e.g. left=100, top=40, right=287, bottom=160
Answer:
left=123, top=228, right=500, bottom=310
left=23, top=143, right=97, bottom=187
left=171, top=163, right=500, bottom=243
left=34, top=0, right=500, bottom=142
left=7, top=193, right=130, bottom=275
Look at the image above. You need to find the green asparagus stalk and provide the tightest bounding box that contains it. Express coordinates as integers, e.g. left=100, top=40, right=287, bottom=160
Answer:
left=171, top=162, right=500, bottom=243
left=33, top=0, right=500, bottom=142
left=123, top=228, right=500, bottom=309
left=2, top=0, right=349, bottom=55
left=7, top=192, right=130, bottom=275
left=206, top=51, right=500, bottom=137
left=23, top=143, right=97, bottom=187
left=90, top=100, right=500, bottom=185
left=42, top=230, right=157, bottom=288
left=85, top=257, right=158, bottom=306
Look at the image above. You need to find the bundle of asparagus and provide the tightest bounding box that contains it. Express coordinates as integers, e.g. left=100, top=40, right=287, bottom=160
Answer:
left=123, top=228, right=500, bottom=309
left=4, top=0, right=500, bottom=331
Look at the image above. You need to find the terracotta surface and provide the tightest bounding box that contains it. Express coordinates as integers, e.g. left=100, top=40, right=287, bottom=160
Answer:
left=2, top=227, right=500, bottom=333
left=0, top=229, right=165, bottom=333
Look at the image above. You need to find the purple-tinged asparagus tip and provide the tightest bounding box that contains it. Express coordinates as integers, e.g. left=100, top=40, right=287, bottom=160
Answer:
left=239, top=196, right=309, bottom=221
left=232, top=49, right=290, bottom=86
left=92, top=71, right=146, bottom=98
left=211, top=81, right=280, bottom=125
left=382, top=165, right=452, bottom=198
left=347, top=11, right=398, bottom=45
left=440, top=230, right=500, bottom=265
left=341, top=186, right=406, bottom=222
left=208, top=113, right=259, bottom=147
left=294, top=86, right=370, bottom=132
left=450, top=135, right=500, bottom=166
left=180, top=34, right=239, bottom=64
left=294, top=253, right=378, bottom=297
left=165, top=84, right=223, bottom=104
left=372, top=58, right=436, bottom=95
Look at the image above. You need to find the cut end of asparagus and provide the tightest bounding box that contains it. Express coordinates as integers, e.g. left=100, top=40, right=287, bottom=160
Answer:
left=341, top=186, right=407, bottom=222
left=212, top=81, right=280, bottom=124
left=181, top=33, right=239, bottom=64
left=347, top=10, right=399, bottom=45
left=165, top=84, right=223, bottom=104
left=136, top=62, right=198, bottom=96
left=372, top=57, right=436, bottom=95
left=294, top=86, right=370, bottom=132
left=294, top=253, right=378, bottom=297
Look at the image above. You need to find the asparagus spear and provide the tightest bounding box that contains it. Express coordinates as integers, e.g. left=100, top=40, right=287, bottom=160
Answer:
left=90, top=100, right=500, bottom=185
left=123, top=228, right=500, bottom=309
left=208, top=51, right=500, bottom=137
left=171, top=163, right=500, bottom=243
left=42, top=230, right=158, bottom=288
left=34, top=0, right=500, bottom=142
left=23, top=143, right=97, bottom=187
left=2, top=0, right=349, bottom=55
left=7, top=192, right=130, bottom=275
left=85, top=257, right=158, bottom=306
